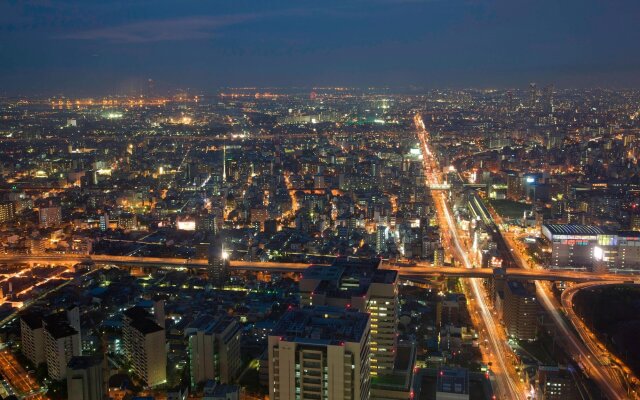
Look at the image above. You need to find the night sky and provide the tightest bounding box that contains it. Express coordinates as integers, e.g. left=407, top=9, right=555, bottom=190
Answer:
left=1, top=0, right=639, bottom=95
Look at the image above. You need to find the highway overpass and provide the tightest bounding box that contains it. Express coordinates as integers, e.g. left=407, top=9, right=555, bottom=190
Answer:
left=0, top=254, right=638, bottom=283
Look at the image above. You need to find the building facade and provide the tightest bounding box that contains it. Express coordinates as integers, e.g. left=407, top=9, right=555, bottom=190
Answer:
left=268, top=307, right=371, bottom=400
left=123, top=307, right=167, bottom=387
left=186, top=314, right=242, bottom=387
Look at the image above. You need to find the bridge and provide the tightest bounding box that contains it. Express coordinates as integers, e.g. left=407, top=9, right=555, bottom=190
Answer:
left=1, top=254, right=638, bottom=283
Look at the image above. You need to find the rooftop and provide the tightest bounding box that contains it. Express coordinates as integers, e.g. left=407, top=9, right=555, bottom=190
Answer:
left=436, top=367, right=469, bottom=394
left=507, top=280, right=536, bottom=298
left=542, top=224, right=605, bottom=236
left=272, top=306, right=369, bottom=346
left=68, top=355, right=103, bottom=370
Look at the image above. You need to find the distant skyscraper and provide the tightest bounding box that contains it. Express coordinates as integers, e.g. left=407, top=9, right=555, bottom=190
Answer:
left=529, top=82, right=538, bottom=110
left=542, top=84, right=555, bottom=115
left=268, top=306, right=371, bottom=400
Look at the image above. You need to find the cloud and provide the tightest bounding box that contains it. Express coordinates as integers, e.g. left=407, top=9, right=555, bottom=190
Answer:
left=57, top=14, right=259, bottom=43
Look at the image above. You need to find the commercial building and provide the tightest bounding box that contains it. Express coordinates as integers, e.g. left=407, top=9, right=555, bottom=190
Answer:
left=594, top=231, right=640, bottom=272
left=542, top=224, right=640, bottom=272
left=186, top=314, right=242, bottom=387
left=436, top=367, right=469, bottom=400
left=541, top=224, right=604, bottom=269
left=268, top=306, right=371, bottom=400
left=503, top=281, right=538, bottom=340
left=299, top=258, right=398, bottom=376
left=67, top=355, right=105, bottom=400
left=122, top=307, right=167, bottom=387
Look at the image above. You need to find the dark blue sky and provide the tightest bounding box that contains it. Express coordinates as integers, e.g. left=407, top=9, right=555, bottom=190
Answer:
left=1, top=0, right=639, bottom=95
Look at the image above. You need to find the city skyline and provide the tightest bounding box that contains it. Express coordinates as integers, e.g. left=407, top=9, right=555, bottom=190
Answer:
left=2, top=1, right=640, bottom=399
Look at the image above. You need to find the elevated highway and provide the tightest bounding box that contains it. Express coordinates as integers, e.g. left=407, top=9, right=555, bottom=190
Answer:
left=2, top=256, right=639, bottom=283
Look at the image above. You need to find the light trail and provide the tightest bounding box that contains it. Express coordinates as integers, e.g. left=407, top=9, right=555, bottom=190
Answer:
left=413, top=113, right=526, bottom=399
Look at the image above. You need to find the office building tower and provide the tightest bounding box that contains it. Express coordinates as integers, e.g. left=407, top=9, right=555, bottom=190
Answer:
left=503, top=281, right=538, bottom=340
left=268, top=306, right=371, bottom=400
left=123, top=307, right=167, bottom=387
left=186, top=314, right=242, bottom=387
left=300, top=258, right=398, bottom=377
left=67, top=356, right=105, bottom=400
left=436, top=367, right=469, bottom=400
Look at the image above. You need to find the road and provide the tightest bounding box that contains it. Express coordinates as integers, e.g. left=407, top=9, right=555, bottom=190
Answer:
left=414, top=114, right=527, bottom=399
left=561, top=281, right=639, bottom=398
left=0, top=350, right=45, bottom=399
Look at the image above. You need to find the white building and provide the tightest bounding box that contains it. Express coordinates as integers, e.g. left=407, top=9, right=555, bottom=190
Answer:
left=268, top=306, right=371, bottom=400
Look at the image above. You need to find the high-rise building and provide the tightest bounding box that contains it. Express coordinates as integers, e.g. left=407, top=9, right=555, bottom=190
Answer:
left=67, top=356, right=105, bottom=400
left=39, top=206, right=62, bottom=227
left=43, top=314, right=82, bottom=380
left=503, top=281, right=538, bottom=340
left=436, top=367, right=469, bottom=400
left=186, top=314, right=242, bottom=387
left=299, top=258, right=398, bottom=377
left=20, top=313, right=46, bottom=366
left=208, top=236, right=229, bottom=284
left=0, top=201, right=15, bottom=223
left=122, top=307, right=167, bottom=387
left=268, top=306, right=371, bottom=400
